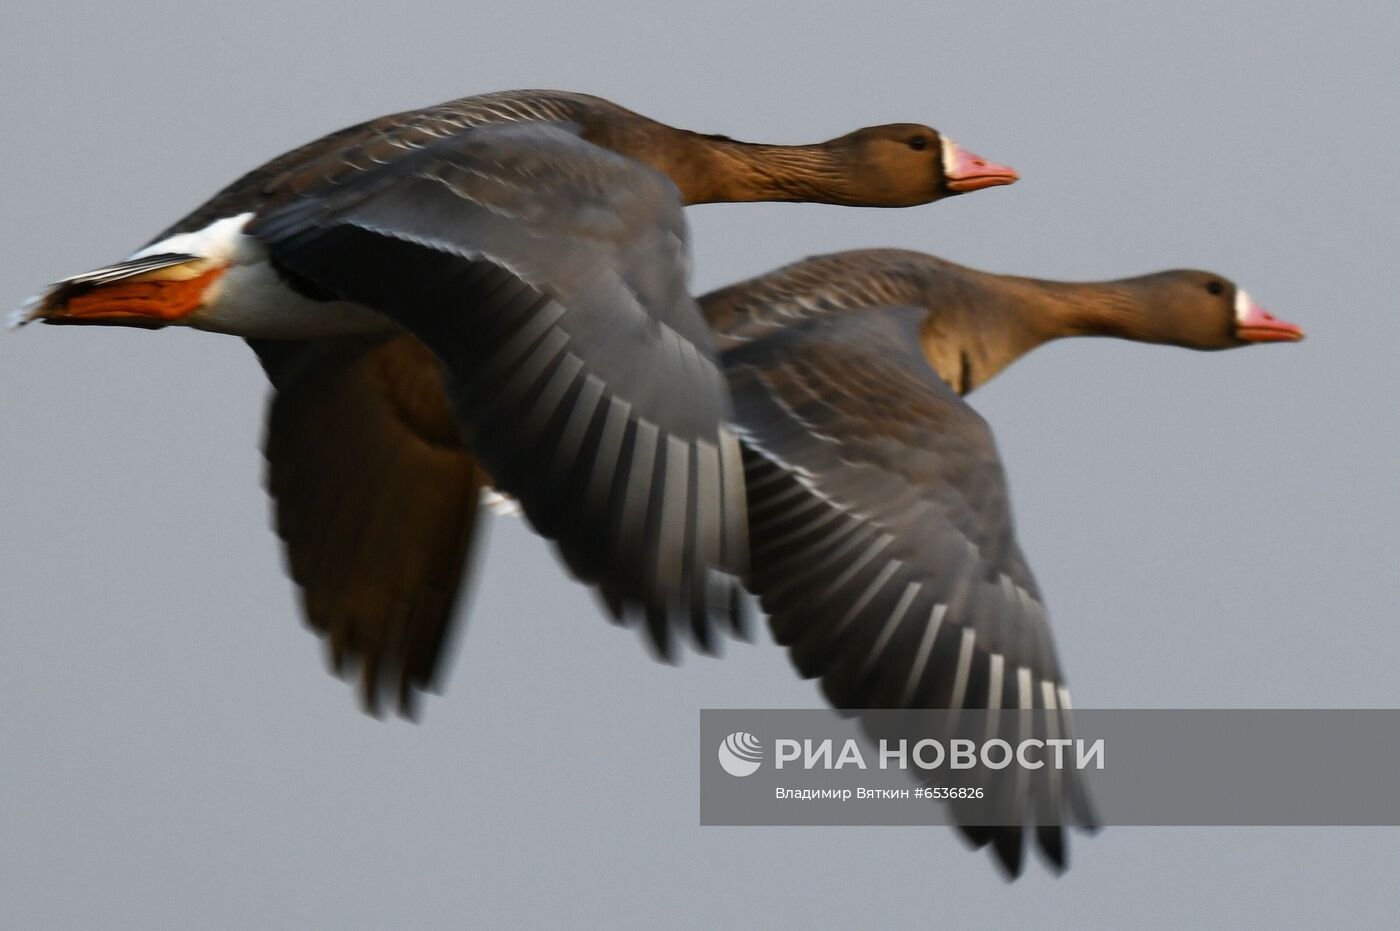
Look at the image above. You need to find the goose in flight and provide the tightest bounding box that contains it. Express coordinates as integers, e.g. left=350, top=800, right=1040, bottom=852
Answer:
left=17, top=89, right=1018, bottom=710
left=706, top=248, right=1301, bottom=874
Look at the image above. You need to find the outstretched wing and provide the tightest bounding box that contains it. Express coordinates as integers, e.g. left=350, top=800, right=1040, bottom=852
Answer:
left=724, top=307, right=1095, bottom=876
left=251, top=334, right=487, bottom=717
left=247, top=122, right=747, bottom=659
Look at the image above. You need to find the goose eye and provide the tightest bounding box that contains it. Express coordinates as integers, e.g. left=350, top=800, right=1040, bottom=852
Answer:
left=908, top=136, right=929, bottom=151
left=1206, top=281, right=1224, bottom=296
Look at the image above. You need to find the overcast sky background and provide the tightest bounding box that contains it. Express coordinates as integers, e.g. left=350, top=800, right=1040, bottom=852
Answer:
left=2, top=1, right=1397, bottom=927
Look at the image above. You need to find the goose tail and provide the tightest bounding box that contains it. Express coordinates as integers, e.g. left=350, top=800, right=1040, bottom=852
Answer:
left=12, top=253, right=217, bottom=330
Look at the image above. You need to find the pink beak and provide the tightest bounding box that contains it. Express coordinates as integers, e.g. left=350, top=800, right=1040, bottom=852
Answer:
left=941, top=138, right=1019, bottom=192
left=1235, top=291, right=1305, bottom=343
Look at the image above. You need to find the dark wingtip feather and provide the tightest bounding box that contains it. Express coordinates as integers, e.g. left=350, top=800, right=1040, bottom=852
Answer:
left=990, top=827, right=1025, bottom=880
left=325, top=639, right=349, bottom=676
left=595, top=585, right=626, bottom=625
left=689, top=593, right=714, bottom=654
left=396, top=678, right=422, bottom=723
left=644, top=601, right=676, bottom=662
left=1036, top=825, right=1068, bottom=872
left=689, top=605, right=720, bottom=656
left=727, top=581, right=752, bottom=640
left=956, top=824, right=993, bottom=850
left=358, top=674, right=387, bottom=720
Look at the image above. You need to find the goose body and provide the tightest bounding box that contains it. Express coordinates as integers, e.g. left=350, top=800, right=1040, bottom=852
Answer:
left=15, top=89, right=1304, bottom=878
left=19, top=89, right=1018, bottom=707
left=705, top=251, right=1299, bottom=873
left=19, top=89, right=1014, bottom=338
left=251, top=248, right=1299, bottom=874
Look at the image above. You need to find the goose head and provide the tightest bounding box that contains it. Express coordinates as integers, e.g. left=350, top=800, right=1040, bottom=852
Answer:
left=821, top=123, right=1019, bottom=206
left=1118, top=271, right=1305, bottom=349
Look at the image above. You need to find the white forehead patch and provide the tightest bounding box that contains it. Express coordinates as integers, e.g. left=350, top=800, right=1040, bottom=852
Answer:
left=1234, top=288, right=1252, bottom=322
left=940, top=135, right=958, bottom=175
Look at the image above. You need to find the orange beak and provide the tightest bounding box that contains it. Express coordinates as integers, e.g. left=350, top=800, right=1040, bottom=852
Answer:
left=941, top=138, right=1020, bottom=192
left=1235, top=290, right=1304, bottom=343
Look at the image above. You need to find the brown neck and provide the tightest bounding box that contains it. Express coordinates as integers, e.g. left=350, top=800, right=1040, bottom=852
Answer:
left=1000, top=276, right=1153, bottom=340
left=622, top=127, right=863, bottom=206
left=1022, top=275, right=1221, bottom=351
left=923, top=271, right=1155, bottom=393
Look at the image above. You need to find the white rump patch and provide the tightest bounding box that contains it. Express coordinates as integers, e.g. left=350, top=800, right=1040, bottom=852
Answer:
left=142, top=212, right=386, bottom=337
left=481, top=488, right=521, bottom=517
left=130, top=212, right=257, bottom=265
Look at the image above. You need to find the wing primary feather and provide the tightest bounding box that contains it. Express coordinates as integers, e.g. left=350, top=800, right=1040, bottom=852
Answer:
left=830, top=559, right=902, bottom=642
left=519, top=353, right=585, bottom=439
left=690, top=440, right=723, bottom=644
left=947, top=628, right=978, bottom=711
left=551, top=373, right=607, bottom=485
left=857, top=582, right=922, bottom=677
left=651, top=436, right=695, bottom=649
left=900, top=602, right=949, bottom=706
left=617, top=419, right=663, bottom=650
left=475, top=303, right=567, bottom=390
left=717, top=429, right=748, bottom=579
left=584, top=396, right=633, bottom=530
left=791, top=533, right=895, bottom=613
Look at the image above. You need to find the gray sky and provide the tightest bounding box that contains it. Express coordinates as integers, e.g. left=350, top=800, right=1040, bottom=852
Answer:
left=2, top=1, right=1397, bottom=927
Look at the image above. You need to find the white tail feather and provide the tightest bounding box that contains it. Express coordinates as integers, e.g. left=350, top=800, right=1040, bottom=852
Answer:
left=8, top=296, right=44, bottom=329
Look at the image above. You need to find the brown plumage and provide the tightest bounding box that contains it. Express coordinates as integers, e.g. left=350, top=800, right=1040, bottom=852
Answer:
left=707, top=249, right=1299, bottom=876
left=17, top=84, right=1302, bottom=879
left=251, top=335, right=488, bottom=718
left=245, top=248, right=1298, bottom=875
left=21, top=91, right=1021, bottom=717
left=703, top=249, right=1302, bottom=391
left=154, top=89, right=1013, bottom=246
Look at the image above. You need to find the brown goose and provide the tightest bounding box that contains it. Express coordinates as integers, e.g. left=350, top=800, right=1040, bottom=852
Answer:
left=251, top=248, right=1301, bottom=875
left=17, top=90, right=1018, bottom=712
left=707, top=248, right=1301, bottom=875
